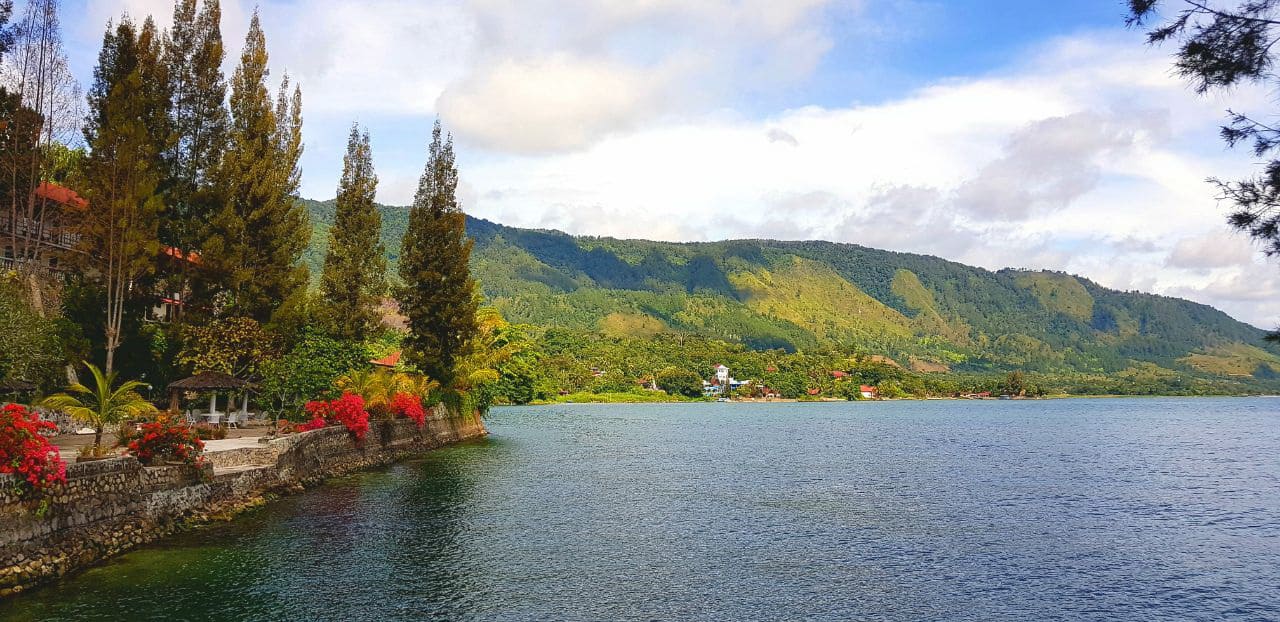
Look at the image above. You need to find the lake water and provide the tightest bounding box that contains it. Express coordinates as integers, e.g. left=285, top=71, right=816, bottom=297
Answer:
left=3, top=398, right=1280, bottom=621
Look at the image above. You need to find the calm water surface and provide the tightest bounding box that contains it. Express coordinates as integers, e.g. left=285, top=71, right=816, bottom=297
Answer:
left=3, top=398, right=1280, bottom=621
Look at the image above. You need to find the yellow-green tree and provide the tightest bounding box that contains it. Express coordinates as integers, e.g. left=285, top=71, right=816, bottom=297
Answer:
left=80, top=16, right=166, bottom=375
left=202, top=10, right=308, bottom=324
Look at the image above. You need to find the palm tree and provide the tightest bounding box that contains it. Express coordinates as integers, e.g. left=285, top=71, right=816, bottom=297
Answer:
left=42, top=362, right=158, bottom=457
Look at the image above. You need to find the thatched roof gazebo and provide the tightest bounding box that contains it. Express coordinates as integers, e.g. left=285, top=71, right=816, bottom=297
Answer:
left=166, top=371, right=250, bottom=417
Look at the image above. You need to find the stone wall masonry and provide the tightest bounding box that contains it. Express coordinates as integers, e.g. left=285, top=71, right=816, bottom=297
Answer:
left=0, top=408, right=486, bottom=597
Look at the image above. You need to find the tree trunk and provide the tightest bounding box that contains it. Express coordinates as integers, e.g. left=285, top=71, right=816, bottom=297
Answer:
left=93, top=425, right=103, bottom=456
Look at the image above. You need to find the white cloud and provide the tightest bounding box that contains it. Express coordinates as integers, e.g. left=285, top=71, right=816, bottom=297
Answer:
left=458, top=33, right=1280, bottom=326
left=58, top=4, right=1280, bottom=327
left=1167, top=231, right=1257, bottom=270
left=438, top=55, right=679, bottom=153
left=438, top=0, right=854, bottom=152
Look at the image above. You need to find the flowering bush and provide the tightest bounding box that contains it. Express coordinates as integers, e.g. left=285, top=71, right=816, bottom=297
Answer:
left=126, top=422, right=204, bottom=466
left=302, top=393, right=370, bottom=443
left=0, top=404, right=66, bottom=493
left=297, top=413, right=327, bottom=432
left=330, top=393, right=370, bottom=443
left=390, top=393, right=426, bottom=428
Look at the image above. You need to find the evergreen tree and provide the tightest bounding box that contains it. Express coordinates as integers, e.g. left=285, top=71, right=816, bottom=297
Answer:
left=320, top=123, right=385, bottom=341
left=1128, top=1, right=1280, bottom=338
left=81, top=17, right=165, bottom=375
left=136, top=17, right=173, bottom=185
left=397, top=120, right=479, bottom=386
left=161, top=0, right=226, bottom=254
left=202, top=10, right=308, bottom=324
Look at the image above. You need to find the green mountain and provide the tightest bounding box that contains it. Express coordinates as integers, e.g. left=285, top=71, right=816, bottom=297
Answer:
left=301, top=198, right=1280, bottom=381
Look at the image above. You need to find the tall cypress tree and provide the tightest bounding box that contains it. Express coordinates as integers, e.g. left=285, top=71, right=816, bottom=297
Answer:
left=203, top=10, right=308, bottom=324
left=397, top=120, right=478, bottom=385
left=320, top=124, right=385, bottom=341
left=137, top=17, right=173, bottom=185
left=162, top=0, right=226, bottom=255
left=81, top=17, right=165, bottom=375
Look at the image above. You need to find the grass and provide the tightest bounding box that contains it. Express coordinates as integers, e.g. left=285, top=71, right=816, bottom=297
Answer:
left=532, top=391, right=707, bottom=404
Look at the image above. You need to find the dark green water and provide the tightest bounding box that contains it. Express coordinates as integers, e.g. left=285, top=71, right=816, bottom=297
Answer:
left=3, top=398, right=1279, bottom=621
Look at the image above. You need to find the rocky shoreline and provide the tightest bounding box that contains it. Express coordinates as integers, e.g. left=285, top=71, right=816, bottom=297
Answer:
left=0, top=410, right=486, bottom=597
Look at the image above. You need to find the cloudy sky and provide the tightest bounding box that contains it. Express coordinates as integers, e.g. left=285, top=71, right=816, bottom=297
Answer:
left=62, top=0, right=1280, bottom=328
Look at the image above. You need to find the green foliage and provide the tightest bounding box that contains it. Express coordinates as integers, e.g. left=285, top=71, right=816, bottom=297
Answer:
left=655, top=368, right=703, bottom=398
left=318, top=124, right=386, bottom=341
left=396, top=120, right=478, bottom=386
left=177, top=316, right=276, bottom=378
left=0, top=274, right=63, bottom=391
left=160, top=0, right=227, bottom=256
left=299, top=187, right=1280, bottom=395
left=258, top=330, right=365, bottom=419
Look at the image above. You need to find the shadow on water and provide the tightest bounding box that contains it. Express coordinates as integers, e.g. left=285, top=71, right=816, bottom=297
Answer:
left=0, top=438, right=494, bottom=622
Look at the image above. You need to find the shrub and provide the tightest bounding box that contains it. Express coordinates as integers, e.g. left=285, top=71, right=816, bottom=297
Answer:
left=330, top=393, right=370, bottom=443
left=192, top=423, right=227, bottom=441
left=0, top=404, right=67, bottom=493
left=390, top=392, right=426, bottom=428
left=656, top=368, right=704, bottom=398
left=126, top=422, right=204, bottom=466
left=303, top=393, right=370, bottom=442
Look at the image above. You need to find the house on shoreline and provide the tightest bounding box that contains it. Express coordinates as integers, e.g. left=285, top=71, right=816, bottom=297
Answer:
left=703, top=364, right=751, bottom=396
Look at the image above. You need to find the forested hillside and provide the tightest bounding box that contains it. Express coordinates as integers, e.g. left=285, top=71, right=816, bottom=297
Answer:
left=302, top=199, right=1280, bottom=389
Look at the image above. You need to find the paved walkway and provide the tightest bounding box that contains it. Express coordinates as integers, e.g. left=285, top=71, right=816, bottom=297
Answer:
left=201, top=437, right=266, bottom=452
left=53, top=435, right=267, bottom=464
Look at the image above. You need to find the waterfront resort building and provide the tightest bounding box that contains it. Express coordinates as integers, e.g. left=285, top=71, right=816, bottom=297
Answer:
left=703, top=364, right=751, bottom=396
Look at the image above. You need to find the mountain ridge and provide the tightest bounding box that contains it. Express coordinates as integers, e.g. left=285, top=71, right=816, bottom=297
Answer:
left=300, top=198, right=1280, bottom=384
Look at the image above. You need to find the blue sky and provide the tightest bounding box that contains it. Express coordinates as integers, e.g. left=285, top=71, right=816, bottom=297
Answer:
left=49, top=1, right=1280, bottom=328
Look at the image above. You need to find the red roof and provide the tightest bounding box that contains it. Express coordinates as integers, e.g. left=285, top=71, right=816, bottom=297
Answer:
left=831, top=371, right=848, bottom=378
left=860, top=385, right=876, bottom=393
left=35, top=182, right=88, bottom=210
left=370, top=351, right=401, bottom=367
left=161, top=246, right=202, bottom=264
left=765, top=365, right=777, bottom=372
left=807, top=388, right=821, bottom=395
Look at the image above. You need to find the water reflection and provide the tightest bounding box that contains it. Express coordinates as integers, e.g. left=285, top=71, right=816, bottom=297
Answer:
left=3, top=400, right=1279, bottom=621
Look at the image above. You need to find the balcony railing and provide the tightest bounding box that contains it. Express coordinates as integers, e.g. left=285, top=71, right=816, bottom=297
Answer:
left=0, top=214, right=81, bottom=250
left=0, top=255, right=66, bottom=278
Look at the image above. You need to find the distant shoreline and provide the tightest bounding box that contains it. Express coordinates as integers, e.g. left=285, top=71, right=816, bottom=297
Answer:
left=520, top=392, right=1276, bottom=406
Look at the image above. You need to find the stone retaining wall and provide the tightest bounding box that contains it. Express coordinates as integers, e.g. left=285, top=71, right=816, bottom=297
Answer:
left=0, top=409, right=486, bottom=597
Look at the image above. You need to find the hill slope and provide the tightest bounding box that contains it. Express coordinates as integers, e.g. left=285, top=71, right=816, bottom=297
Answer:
left=301, top=198, right=1280, bottom=380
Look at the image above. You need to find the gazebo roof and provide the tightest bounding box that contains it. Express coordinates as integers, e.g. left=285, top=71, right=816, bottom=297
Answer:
left=167, top=371, right=249, bottom=391
left=0, top=378, right=37, bottom=393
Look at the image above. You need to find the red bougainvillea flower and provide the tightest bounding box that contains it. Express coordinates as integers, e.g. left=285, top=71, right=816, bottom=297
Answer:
left=300, top=393, right=371, bottom=443
left=0, top=404, right=67, bottom=492
left=126, top=422, right=204, bottom=466
left=297, top=414, right=327, bottom=432
left=330, top=393, right=370, bottom=443
left=390, top=393, right=426, bottom=428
